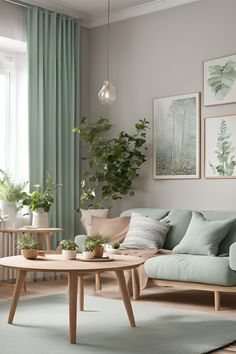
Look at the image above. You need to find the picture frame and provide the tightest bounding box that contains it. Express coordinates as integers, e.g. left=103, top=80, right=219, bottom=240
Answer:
left=204, top=53, right=236, bottom=106
left=153, top=92, right=200, bottom=179
left=205, top=115, right=236, bottom=179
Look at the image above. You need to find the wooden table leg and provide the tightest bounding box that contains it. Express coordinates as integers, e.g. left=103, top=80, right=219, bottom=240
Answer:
left=131, top=268, right=140, bottom=300
left=45, top=232, right=52, bottom=252
left=68, top=272, right=78, bottom=344
left=115, top=270, right=136, bottom=327
left=8, top=270, right=27, bottom=324
left=79, top=276, right=84, bottom=311
left=36, top=233, right=44, bottom=250
left=95, top=273, right=102, bottom=291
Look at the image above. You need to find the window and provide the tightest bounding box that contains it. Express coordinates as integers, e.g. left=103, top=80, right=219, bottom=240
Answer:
left=0, top=38, right=28, bottom=183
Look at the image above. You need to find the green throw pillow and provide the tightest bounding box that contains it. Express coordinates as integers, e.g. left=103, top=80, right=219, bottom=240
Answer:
left=173, top=211, right=235, bottom=256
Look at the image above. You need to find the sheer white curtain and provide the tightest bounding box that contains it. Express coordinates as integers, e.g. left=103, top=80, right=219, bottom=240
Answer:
left=0, top=38, right=29, bottom=282
left=0, top=38, right=28, bottom=183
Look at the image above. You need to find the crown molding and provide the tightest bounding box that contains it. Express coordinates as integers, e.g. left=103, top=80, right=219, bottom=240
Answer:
left=87, top=0, right=201, bottom=28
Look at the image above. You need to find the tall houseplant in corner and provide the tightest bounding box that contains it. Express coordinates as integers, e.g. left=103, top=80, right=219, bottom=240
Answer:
left=73, top=116, right=149, bottom=234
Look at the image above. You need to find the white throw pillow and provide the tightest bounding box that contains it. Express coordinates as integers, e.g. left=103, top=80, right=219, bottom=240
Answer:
left=120, top=212, right=170, bottom=250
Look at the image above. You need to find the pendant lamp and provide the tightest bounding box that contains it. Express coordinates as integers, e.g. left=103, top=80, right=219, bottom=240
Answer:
left=98, top=0, right=116, bottom=104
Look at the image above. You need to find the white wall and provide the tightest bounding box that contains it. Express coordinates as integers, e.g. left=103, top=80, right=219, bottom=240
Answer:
left=87, top=0, right=236, bottom=215
left=0, top=1, right=26, bottom=41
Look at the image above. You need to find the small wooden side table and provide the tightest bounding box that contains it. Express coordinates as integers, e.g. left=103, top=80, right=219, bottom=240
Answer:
left=0, top=228, right=63, bottom=252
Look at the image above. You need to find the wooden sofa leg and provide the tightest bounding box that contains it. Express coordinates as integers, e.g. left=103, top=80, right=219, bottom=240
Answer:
left=79, top=276, right=84, bottom=311
left=214, top=291, right=220, bottom=311
left=95, top=273, right=102, bottom=291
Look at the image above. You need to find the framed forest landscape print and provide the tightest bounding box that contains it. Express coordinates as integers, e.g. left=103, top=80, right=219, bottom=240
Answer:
left=205, top=115, right=236, bottom=179
left=204, top=54, right=236, bottom=106
left=153, top=92, right=200, bottom=179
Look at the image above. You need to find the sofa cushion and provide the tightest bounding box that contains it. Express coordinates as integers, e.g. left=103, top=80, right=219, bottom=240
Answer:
left=144, top=254, right=236, bottom=286
left=120, top=212, right=170, bottom=250
left=202, top=211, right=236, bottom=256
left=163, top=210, right=192, bottom=250
left=173, top=212, right=235, bottom=256
left=90, top=216, right=130, bottom=244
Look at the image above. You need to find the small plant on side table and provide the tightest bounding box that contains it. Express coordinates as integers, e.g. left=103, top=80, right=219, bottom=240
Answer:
left=21, top=175, right=62, bottom=228
left=17, top=234, right=39, bottom=259
left=60, top=239, right=77, bottom=260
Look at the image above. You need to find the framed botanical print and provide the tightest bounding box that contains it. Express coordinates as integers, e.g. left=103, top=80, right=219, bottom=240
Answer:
left=205, top=115, right=236, bottom=179
left=153, top=92, right=200, bottom=179
left=204, top=54, right=236, bottom=106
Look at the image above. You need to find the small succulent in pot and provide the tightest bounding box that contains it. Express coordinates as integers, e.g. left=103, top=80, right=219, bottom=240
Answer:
left=60, top=239, right=77, bottom=260
left=17, top=234, right=39, bottom=259
left=111, top=242, right=120, bottom=250
left=106, top=242, right=121, bottom=255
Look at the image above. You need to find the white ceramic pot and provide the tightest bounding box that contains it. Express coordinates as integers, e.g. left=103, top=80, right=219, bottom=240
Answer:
left=32, top=209, right=49, bottom=228
left=0, top=200, right=17, bottom=228
left=82, top=251, right=95, bottom=259
left=62, top=249, right=77, bottom=260
left=80, top=208, right=109, bottom=234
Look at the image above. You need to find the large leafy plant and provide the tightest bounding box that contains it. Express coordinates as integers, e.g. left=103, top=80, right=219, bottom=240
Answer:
left=73, top=117, right=149, bottom=209
left=0, top=169, right=27, bottom=209
left=208, top=60, right=236, bottom=101
left=22, top=175, right=61, bottom=213
left=210, top=119, right=236, bottom=176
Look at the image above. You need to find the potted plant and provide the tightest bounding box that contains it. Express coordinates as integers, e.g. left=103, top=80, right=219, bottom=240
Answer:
left=21, top=175, right=61, bottom=228
left=73, top=117, right=149, bottom=233
left=106, top=242, right=121, bottom=254
left=83, top=235, right=108, bottom=259
left=17, top=233, right=39, bottom=259
left=82, top=239, right=95, bottom=259
left=60, top=239, right=77, bottom=260
left=0, top=169, right=27, bottom=228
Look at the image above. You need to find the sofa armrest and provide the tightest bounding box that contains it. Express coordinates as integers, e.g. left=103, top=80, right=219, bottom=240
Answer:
left=74, top=234, right=87, bottom=253
left=229, top=242, right=236, bottom=271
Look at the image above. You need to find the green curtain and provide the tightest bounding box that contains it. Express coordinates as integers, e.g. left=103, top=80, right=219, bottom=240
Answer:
left=27, top=8, right=80, bottom=246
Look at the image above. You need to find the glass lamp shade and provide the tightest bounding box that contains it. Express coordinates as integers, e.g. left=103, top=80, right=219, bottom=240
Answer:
left=98, top=81, right=116, bottom=104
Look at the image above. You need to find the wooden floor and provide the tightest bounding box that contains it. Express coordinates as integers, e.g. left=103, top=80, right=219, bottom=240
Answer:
left=0, top=273, right=235, bottom=353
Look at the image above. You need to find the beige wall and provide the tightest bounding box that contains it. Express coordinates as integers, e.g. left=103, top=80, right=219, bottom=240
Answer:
left=86, top=0, right=236, bottom=215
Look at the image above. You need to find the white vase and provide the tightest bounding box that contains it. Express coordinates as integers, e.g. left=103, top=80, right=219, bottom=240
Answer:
left=80, top=208, right=109, bottom=235
left=62, top=249, right=77, bottom=260
left=82, top=251, right=95, bottom=259
left=0, top=200, right=17, bottom=228
left=32, top=209, right=49, bottom=228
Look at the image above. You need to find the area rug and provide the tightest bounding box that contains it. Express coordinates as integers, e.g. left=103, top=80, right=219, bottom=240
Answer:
left=0, top=294, right=235, bottom=354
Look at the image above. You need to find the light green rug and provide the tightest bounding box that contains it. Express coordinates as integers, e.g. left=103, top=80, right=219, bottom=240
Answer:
left=0, top=294, right=235, bottom=354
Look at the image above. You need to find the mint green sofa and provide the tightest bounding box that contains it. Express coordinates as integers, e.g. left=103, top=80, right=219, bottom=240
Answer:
left=121, top=208, right=236, bottom=310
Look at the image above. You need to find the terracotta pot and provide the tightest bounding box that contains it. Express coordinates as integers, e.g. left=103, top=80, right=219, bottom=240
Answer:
left=21, top=249, right=38, bottom=259
left=93, top=246, right=104, bottom=258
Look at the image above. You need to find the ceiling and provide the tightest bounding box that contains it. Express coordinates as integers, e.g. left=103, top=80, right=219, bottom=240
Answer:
left=17, top=0, right=201, bottom=28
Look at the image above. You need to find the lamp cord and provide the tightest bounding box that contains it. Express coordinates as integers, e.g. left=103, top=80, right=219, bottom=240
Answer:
left=107, top=0, right=110, bottom=82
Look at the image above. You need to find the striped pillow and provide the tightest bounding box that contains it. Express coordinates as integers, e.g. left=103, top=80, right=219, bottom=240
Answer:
left=120, top=212, right=170, bottom=250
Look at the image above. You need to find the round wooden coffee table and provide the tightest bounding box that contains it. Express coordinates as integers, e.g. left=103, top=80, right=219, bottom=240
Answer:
left=0, top=254, right=144, bottom=344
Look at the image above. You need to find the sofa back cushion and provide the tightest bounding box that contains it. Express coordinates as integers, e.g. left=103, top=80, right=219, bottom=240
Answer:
left=201, top=211, right=236, bottom=255
left=120, top=208, right=236, bottom=254
left=173, top=211, right=235, bottom=256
